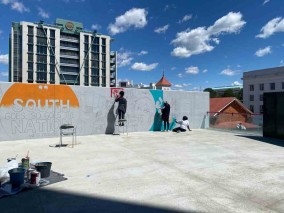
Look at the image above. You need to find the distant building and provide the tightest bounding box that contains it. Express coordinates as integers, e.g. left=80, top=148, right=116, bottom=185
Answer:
left=134, top=83, right=156, bottom=90
left=209, top=97, right=253, bottom=128
left=242, top=66, right=284, bottom=114
left=212, top=85, right=243, bottom=97
left=118, top=80, right=133, bottom=88
left=156, top=72, right=171, bottom=90
left=9, top=18, right=117, bottom=87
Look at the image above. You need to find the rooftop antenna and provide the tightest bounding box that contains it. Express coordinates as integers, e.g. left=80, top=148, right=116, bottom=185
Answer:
left=74, top=30, right=97, bottom=85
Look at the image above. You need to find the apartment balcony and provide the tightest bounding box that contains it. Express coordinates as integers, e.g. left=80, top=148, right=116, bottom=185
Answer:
left=60, top=54, right=79, bottom=59
left=60, top=37, right=79, bottom=43
left=60, top=63, right=79, bottom=67
left=60, top=46, right=79, bottom=51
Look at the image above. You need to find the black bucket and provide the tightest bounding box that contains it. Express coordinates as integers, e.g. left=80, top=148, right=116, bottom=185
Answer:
left=34, top=162, right=52, bottom=178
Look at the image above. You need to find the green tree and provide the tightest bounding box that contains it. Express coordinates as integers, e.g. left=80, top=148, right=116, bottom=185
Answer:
left=222, top=89, right=234, bottom=97
left=237, top=88, right=243, bottom=102
left=203, top=88, right=218, bottom=98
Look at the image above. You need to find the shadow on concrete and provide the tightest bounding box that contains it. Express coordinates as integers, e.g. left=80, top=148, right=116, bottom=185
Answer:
left=236, top=135, right=284, bottom=147
left=105, top=102, right=116, bottom=134
left=0, top=188, right=196, bottom=213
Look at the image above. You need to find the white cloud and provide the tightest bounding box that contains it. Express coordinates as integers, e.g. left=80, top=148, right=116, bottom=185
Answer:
left=220, top=68, right=238, bottom=76
left=154, top=24, right=169, bottom=34
left=0, top=0, right=12, bottom=5
left=178, top=14, right=192, bottom=24
left=171, top=12, right=246, bottom=58
left=280, top=59, right=284, bottom=65
left=203, top=69, right=208, bottom=73
left=232, top=81, right=242, bottom=86
left=255, top=46, right=272, bottom=57
left=256, top=17, right=284, bottom=38
left=131, top=62, right=158, bottom=71
left=177, top=73, right=183, bottom=78
left=263, top=0, right=270, bottom=5
left=185, top=66, right=199, bottom=74
left=38, top=7, right=49, bottom=18
left=138, top=50, right=148, bottom=56
left=205, top=81, right=209, bottom=83
left=108, top=8, right=147, bottom=35
left=174, top=84, right=183, bottom=88
left=182, top=83, right=191, bottom=87
left=117, top=51, right=133, bottom=67
left=11, top=1, right=29, bottom=13
left=91, top=24, right=101, bottom=31
left=171, top=67, right=176, bottom=70
left=0, top=71, right=8, bottom=77
left=0, top=54, right=8, bottom=64
left=1, top=0, right=29, bottom=13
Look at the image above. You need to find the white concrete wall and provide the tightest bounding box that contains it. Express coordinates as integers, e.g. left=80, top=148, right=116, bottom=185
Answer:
left=0, top=83, right=209, bottom=141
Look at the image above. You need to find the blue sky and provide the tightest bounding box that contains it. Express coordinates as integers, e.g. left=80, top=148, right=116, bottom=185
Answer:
left=0, top=0, right=284, bottom=90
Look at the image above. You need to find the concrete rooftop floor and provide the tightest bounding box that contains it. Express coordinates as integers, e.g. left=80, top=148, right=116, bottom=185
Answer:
left=0, top=129, right=284, bottom=213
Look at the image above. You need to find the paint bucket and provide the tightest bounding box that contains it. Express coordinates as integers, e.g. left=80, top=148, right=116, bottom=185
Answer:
left=34, top=162, right=52, bottom=178
left=30, top=171, right=40, bottom=185
left=8, top=168, right=26, bottom=189
left=21, top=157, right=30, bottom=170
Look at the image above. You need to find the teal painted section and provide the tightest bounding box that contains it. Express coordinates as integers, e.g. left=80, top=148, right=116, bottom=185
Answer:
left=149, top=90, right=163, bottom=131
left=148, top=90, right=176, bottom=131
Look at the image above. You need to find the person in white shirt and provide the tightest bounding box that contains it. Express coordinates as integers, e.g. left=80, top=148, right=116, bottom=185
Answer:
left=173, top=116, right=191, bottom=133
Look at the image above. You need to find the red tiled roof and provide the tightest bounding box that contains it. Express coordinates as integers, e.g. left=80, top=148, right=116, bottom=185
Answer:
left=210, top=97, right=252, bottom=114
left=156, top=75, right=171, bottom=86
left=210, top=97, right=235, bottom=113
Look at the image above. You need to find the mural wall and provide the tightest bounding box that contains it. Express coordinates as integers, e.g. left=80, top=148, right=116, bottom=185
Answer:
left=0, top=83, right=209, bottom=141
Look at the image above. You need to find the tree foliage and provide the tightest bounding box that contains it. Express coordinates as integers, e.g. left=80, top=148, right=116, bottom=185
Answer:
left=203, top=88, right=218, bottom=98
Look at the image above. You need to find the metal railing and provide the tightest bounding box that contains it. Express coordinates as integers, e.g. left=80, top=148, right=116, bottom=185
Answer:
left=207, top=112, right=263, bottom=136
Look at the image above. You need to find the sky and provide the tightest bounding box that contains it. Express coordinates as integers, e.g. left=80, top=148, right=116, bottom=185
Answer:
left=0, top=0, right=284, bottom=91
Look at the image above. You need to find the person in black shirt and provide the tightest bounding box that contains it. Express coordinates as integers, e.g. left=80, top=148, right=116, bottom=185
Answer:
left=115, top=91, right=127, bottom=126
left=161, top=101, right=170, bottom=131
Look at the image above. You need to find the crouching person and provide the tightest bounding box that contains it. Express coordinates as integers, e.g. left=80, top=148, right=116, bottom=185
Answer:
left=173, top=116, right=191, bottom=133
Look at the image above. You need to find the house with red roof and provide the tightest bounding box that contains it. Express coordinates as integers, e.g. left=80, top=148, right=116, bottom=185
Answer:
left=210, top=97, right=254, bottom=129
left=156, top=72, right=171, bottom=90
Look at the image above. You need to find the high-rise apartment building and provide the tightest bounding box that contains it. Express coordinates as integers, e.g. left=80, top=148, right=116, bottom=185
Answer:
left=242, top=66, right=284, bottom=114
left=9, top=18, right=117, bottom=87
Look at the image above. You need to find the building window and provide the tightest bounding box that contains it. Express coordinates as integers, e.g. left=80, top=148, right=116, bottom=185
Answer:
left=91, top=61, right=99, bottom=68
left=91, top=53, right=99, bottom=60
left=260, top=105, right=263, bottom=114
left=249, top=85, right=254, bottom=91
left=94, top=37, right=99, bottom=44
left=50, top=39, right=55, bottom=47
left=91, top=45, right=99, bottom=52
left=259, top=83, right=264, bottom=91
left=102, top=54, right=106, bottom=61
left=102, top=38, right=106, bottom=45
left=50, top=30, right=55, bottom=38
left=260, top=94, right=263, bottom=101
left=28, top=71, right=33, bottom=82
left=250, top=105, right=254, bottom=113
left=28, top=54, right=33, bottom=62
left=28, top=62, right=33, bottom=71
left=250, top=95, right=254, bottom=101
left=102, top=45, right=106, bottom=53
left=28, top=36, right=33, bottom=44
left=28, top=44, right=33, bottom=53
left=84, top=35, right=89, bottom=43
left=28, top=26, right=33, bottom=35
left=270, top=83, right=275, bottom=90
left=282, top=82, right=284, bottom=90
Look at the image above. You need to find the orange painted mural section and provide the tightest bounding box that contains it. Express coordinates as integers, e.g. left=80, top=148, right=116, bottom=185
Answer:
left=0, top=83, right=79, bottom=108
